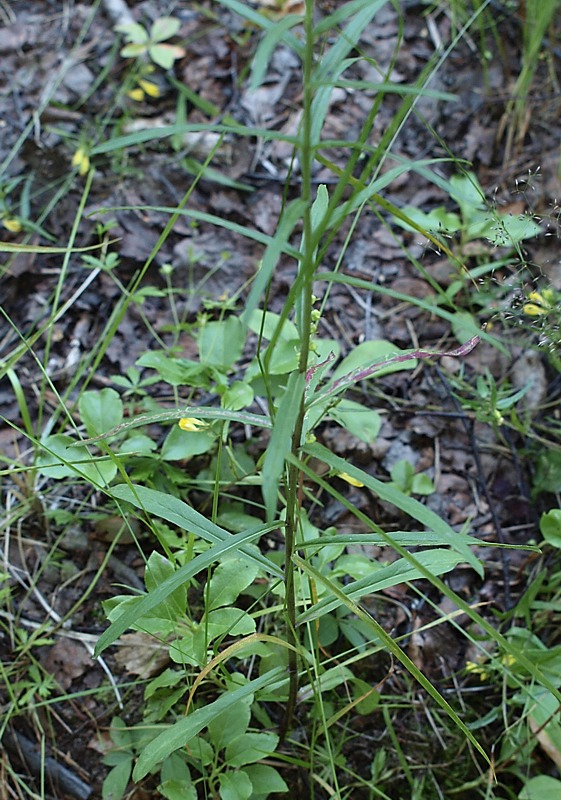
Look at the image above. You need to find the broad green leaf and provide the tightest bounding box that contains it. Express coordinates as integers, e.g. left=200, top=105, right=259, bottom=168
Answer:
left=328, top=399, right=381, bottom=444
left=411, top=473, right=435, bottom=495
left=241, top=764, right=288, bottom=795
left=136, top=352, right=207, bottom=387
left=37, top=434, right=117, bottom=486
left=161, top=424, right=216, bottom=461
left=449, top=172, right=486, bottom=219
left=169, top=610, right=255, bottom=666
left=133, top=668, right=285, bottom=780
left=264, top=339, right=300, bottom=375
left=115, top=22, right=148, bottom=43
left=149, top=43, right=185, bottom=69
left=246, top=310, right=299, bottom=343
left=207, top=607, right=256, bottom=636
left=394, top=205, right=461, bottom=236
left=158, top=780, right=197, bottom=800
left=79, top=388, right=123, bottom=438
left=207, top=555, right=260, bottom=610
left=120, top=43, right=147, bottom=58
left=487, top=211, right=541, bottom=246
left=151, top=16, right=181, bottom=41
left=540, top=509, right=561, bottom=548
left=519, top=776, right=561, bottom=799
left=218, top=770, right=252, bottom=800
left=198, top=317, right=245, bottom=371
left=353, top=679, right=380, bottom=714
left=159, top=753, right=194, bottom=800
left=144, top=552, right=186, bottom=617
left=222, top=380, right=253, bottom=411
left=208, top=695, right=251, bottom=750
left=526, top=689, right=561, bottom=754
left=102, top=758, right=133, bottom=800
left=225, top=732, right=279, bottom=768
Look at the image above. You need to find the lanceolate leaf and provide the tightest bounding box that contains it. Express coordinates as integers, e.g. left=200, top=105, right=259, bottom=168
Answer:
left=262, top=372, right=305, bottom=522
left=110, top=484, right=282, bottom=578
left=306, top=336, right=480, bottom=410
left=71, top=405, right=272, bottom=446
left=300, top=443, right=482, bottom=575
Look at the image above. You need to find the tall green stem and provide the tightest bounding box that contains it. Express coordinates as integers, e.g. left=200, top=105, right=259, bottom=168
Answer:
left=280, top=0, right=316, bottom=740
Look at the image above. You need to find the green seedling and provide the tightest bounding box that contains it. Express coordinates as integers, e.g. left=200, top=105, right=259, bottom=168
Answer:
left=451, top=367, right=532, bottom=428
left=116, top=16, right=186, bottom=70
left=388, top=459, right=435, bottom=497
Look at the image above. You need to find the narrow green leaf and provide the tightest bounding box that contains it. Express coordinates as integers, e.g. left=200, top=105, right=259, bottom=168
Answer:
left=262, top=372, right=305, bottom=522
left=251, top=15, right=303, bottom=90
left=298, top=549, right=463, bottom=623
left=302, top=442, right=483, bottom=575
left=294, top=555, right=490, bottom=764
left=110, top=484, right=282, bottom=578
left=242, top=199, right=307, bottom=326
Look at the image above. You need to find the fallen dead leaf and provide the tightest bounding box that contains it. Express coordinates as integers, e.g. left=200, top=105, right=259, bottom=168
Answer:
left=113, top=632, right=170, bottom=678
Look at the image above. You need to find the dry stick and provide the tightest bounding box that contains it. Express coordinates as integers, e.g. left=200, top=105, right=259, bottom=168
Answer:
left=100, top=0, right=135, bottom=27
left=434, top=366, right=512, bottom=610
left=2, top=728, right=92, bottom=800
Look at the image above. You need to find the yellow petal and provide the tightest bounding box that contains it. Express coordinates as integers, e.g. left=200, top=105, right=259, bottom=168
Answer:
left=178, top=417, right=207, bottom=432
left=527, top=290, right=548, bottom=306
left=523, top=303, right=547, bottom=316
left=338, top=472, right=364, bottom=487
left=72, top=148, right=90, bottom=175
left=127, top=87, right=145, bottom=102
left=3, top=217, right=22, bottom=233
left=138, top=79, right=160, bottom=98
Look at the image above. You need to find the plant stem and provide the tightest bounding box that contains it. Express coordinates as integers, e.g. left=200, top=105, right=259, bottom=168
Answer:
left=280, top=0, right=316, bottom=740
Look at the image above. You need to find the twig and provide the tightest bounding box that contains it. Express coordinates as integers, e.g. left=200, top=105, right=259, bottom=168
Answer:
left=100, top=0, right=135, bottom=27
left=2, top=728, right=92, bottom=800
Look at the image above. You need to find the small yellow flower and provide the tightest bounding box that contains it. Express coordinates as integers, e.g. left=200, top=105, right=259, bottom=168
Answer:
left=465, top=661, right=489, bottom=681
left=2, top=217, right=22, bottom=233
left=178, top=417, right=207, bottom=432
left=338, top=472, right=364, bottom=487
left=523, top=290, right=553, bottom=316
left=72, top=147, right=90, bottom=176
left=501, top=653, right=516, bottom=668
